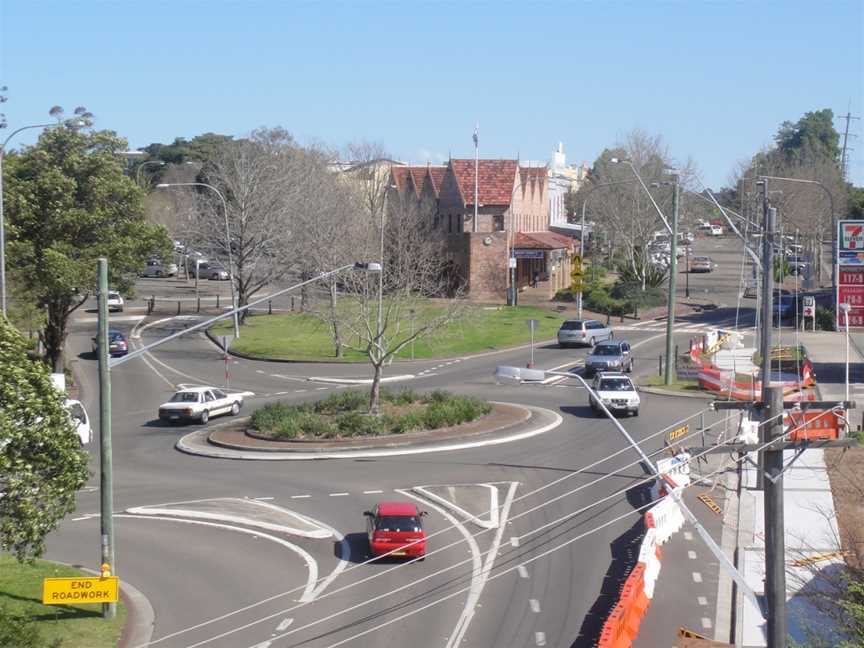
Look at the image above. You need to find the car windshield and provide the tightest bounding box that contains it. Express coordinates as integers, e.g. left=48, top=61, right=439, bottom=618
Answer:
left=170, top=392, right=200, bottom=403
left=599, top=379, right=633, bottom=392
left=560, top=321, right=583, bottom=330
left=66, top=402, right=85, bottom=422
left=108, top=292, right=120, bottom=299
left=592, top=345, right=619, bottom=356
left=108, top=331, right=124, bottom=341
left=375, top=516, right=422, bottom=532
left=694, top=257, right=710, bottom=263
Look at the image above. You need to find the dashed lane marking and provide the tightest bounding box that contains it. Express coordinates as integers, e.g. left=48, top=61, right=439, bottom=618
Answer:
left=692, top=572, right=703, bottom=583
left=290, top=495, right=311, bottom=499
left=275, top=618, right=293, bottom=632
left=529, top=599, right=540, bottom=613
left=688, top=550, right=697, bottom=560
left=535, top=631, right=547, bottom=646
left=701, top=617, right=713, bottom=629
left=684, top=531, right=694, bottom=540
left=316, top=387, right=329, bottom=391
left=363, top=490, right=383, bottom=495
left=510, top=537, right=520, bottom=547
left=697, top=596, right=708, bottom=606
left=517, top=565, right=529, bottom=578
left=329, top=492, right=349, bottom=497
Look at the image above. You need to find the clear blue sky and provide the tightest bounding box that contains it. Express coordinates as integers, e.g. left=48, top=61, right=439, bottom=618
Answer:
left=2, top=1, right=862, bottom=188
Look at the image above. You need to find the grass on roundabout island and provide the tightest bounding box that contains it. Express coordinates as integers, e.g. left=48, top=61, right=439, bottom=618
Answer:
left=0, top=555, right=126, bottom=648
left=641, top=374, right=705, bottom=393
left=250, top=388, right=492, bottom=440
left=211, top=303, right=568, bottom=361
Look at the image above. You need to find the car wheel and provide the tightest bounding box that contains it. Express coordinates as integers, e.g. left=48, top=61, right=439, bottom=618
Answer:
left=588, top=337, right=596, bottom=348
left=609, top=331, right=614, bottom=340
left=628, top=360, right=634, bottom=373
left=155, top=270, right=162, bottom=278
left=230, top=402, right=240, bottom=416
left=200, top=409, right=209, bottom=424
left=633, top=409, right=639, bottom=417
left=119, top=306, right=124, bottom=313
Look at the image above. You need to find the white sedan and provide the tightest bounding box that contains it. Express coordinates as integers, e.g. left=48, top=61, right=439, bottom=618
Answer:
left=107, top=291, right=124, bottom=312
left=158, top=387, right=243, bottom=424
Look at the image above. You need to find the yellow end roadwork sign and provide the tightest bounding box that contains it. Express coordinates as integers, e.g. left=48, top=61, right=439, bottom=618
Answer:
left=43, top=576, right=119, bottom=605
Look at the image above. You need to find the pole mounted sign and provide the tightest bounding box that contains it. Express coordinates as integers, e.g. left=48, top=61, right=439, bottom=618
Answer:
left=570, top=253, right=584, bottom=292
left=43, top=576, right=119, bottom=605
left=837, top=220, right=864, bottom=328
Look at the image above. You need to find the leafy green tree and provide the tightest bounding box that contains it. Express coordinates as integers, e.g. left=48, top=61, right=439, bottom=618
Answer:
left=0, top=317, right=89, bottom=561
left=4, top=125, right=171, bottom=370
left=775, top=109, right=841, bottom=163
left=848, top=185, right=864, bottom=219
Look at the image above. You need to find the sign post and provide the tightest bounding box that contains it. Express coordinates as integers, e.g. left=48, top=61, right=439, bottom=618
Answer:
left=802, top=296, right=815, bottom=331
left=571, top=253, right=585, bottom=319
left=526, top=319, right=539, bottom=368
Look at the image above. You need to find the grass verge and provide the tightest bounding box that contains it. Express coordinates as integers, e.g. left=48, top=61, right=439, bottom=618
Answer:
left=0, top=555, right=126, bottom=648
left=641, top=375, right=705, bottom=393
left=212, top=303, right=567, bottom=361
left=251, top=388, right=492, bottom=439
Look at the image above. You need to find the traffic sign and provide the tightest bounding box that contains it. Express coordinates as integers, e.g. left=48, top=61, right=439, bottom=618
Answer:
left=803, top=305, right=815, bottom=317
left=526, top=319, right=539, bottom=331
left=803, top=296, right=815, bottom=308
left=43, top=576, right=119, bottom=605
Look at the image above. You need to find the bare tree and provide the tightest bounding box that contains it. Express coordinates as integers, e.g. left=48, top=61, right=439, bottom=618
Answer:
left=337, top=192, right=467, bottom=414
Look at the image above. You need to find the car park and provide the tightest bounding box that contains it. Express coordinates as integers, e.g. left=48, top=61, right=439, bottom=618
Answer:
left=557, top=319, right=613, bottom=348
left=205, top=263, right=230, bottom=281
left=106, top=291, right=124, bottom=312
left=589, top=372, right=640, bottom=416
left=585, top=341, right=633, bottom=376
left=157, top=387, right=243, bottom=424
left=364, top=501, right=427, bottom=559
left=689, top=256, right=713, bottom=273
left=141, top=258, right=178, bottom=278
left=91, top=329, right=129, bottom=357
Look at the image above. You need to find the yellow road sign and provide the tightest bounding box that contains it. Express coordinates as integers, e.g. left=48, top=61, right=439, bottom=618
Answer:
left=667, top=424, right=689, bottom=442
left=43, top=576, right=119, bottom=605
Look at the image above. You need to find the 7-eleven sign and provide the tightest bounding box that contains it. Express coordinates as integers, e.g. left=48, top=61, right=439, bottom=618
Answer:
left=841, top=221, right=864, bottom=250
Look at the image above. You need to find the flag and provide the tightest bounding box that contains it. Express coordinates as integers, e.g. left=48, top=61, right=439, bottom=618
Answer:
left=473, top=123, right=478, bottom=147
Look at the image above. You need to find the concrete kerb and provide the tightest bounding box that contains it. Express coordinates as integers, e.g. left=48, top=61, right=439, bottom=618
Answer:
left=175, top=403, right=562, bottom=461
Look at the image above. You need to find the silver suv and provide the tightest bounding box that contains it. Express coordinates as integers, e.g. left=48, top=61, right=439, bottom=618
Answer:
left=557, top=319, right=613, bottom=348
left=585, top=341, right=633, bottom=376
left=589, top=372, right=640, bottom=417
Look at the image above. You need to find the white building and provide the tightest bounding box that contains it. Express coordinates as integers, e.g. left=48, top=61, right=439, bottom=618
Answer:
left=547, top=142, right=589, bottom=238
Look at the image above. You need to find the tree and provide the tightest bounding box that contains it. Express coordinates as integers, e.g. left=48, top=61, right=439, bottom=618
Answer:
left=775, top=109, right=841, bottom=164
left=337, top=187, right=467, bottom=415
left=4, top=124, right=171, bottom=370
left=0, top=317, right=89, bottom=561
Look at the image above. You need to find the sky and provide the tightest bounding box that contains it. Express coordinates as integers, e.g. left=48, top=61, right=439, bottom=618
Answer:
left=1, top=1, right=862, bottom=189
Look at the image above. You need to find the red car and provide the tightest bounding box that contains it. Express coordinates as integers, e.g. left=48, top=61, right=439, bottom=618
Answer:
left=364, top=502, right=427, bottom=559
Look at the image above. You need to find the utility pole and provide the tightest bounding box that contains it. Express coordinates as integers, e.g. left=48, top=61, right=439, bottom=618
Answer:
left=664, top=175, right=680, bottom=385
left=838, top=110, right=859, bottom=182
left=473, top=124, right=479, bottom=233
left=97, top=258, right=116, bottom=618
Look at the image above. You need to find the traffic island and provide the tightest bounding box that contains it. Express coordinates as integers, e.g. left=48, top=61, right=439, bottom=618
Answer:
left=176, top=401, right=561, bottom=460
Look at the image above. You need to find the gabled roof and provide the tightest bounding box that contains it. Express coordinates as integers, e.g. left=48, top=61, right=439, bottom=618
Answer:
left=426, top=166, right=446, bottom=198
left=391, top=166, right=412, bottom=193
left=514, top=231, right=574, bottom=250
left=449, top=159, right=519, bottom=205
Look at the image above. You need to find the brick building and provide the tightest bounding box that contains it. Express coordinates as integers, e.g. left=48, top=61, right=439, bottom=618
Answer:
left=389, top=159, right=575, bottom=301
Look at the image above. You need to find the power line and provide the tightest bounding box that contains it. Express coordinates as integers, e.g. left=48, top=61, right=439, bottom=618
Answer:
left=166, top=415, right=737, bottom=648
left=838, top=110, right=860, bottom=181
left=138, top=405, right=720, bottom=648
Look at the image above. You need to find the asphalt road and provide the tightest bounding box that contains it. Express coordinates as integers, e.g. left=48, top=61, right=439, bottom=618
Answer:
left=45, top=238, right=756, bottom=648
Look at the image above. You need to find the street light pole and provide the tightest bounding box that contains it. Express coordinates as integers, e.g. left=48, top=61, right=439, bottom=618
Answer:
left=135, top=160, right=165, bottom=187
left=156, top=183, right=240, bottom=338
left=0, top=122, right=53, bottom=317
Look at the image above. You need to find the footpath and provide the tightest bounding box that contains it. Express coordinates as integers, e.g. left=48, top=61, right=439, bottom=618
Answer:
left=633, top=329, right=862, bottom=647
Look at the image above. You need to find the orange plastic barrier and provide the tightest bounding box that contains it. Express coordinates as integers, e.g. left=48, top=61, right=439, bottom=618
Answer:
left=784, top=409, right=844, bottom=441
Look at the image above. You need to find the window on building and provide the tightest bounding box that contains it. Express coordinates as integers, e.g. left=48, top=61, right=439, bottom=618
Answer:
left=448, top=214, right=452, bottom=234
left=493, top=214, right=504, bottom=231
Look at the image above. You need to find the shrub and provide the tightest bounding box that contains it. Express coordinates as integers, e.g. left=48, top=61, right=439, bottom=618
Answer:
left=391, top=410, right=426, bottom=434
left=0, top=606, right=53, bottom=648
left=383, top=387, right=419, bottom=406
left=335, top=411, right=386, bottom=437
left=553, top=288, right=576, bottom=302
left=313, top=390, right=367, bottom=414
left=816, top=306, right=835, bottom=331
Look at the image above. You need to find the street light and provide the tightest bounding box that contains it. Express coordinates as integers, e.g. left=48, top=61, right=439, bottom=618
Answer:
left=156, top=183, right=240, bottom=339
left=576, top=179, right=638, bottom=319
left=611, top=158, right=679, bottom=385
left=839, top=302, right=851, bottom=402
left=0, top=122, right=53, bottom=317
left=136, top=160, right=165, bottom=186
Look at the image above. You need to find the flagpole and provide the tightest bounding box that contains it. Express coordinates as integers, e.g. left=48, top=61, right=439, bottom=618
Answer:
left=473, top=123, right=479, bottom=233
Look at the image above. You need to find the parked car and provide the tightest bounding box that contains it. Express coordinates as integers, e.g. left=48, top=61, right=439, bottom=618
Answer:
left=557, top=319, right=614, bottom=348
left=785, top=244, right=805, bottom=256
left=141, top=258, right=178, bottom=278
left=786, top=256, right=810, bottom=276
left=91, top=329, right=129, bottom=357
left=585, top=341, right=633, bottom=376
left=689, top=256, right=713, bottom=273
left=157, top=387, right=243, bottom=424
left=64, top=400, right=92, bottom=445
left=364, top=501, right=427, bottom=559
left=106, top=291, right=124, bottom=312
left=709, top=224, right=724, bottom=236
left=205, top=263, right=230, bottom=281
left=588, top=372, right=640, bottom=417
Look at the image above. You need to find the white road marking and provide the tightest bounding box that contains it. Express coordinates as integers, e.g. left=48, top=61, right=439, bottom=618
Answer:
left=518, top=565, right=529, bottom=578
left=701, top=617, right=713, bottom=629
left=535, top=631, right=547, bottom=646
left=413, top=484, right=499, bottom=529
left=117, top=514, right=319, bottom=602
left=510, top=537, right=520, bottom=547
left=295, top=389, right=307, bottom=393
left=329, top=492, right=349, bottom=497
left=697, top=596, right=708, bottom=606
left=275, top=618, right=293, bottom=632
left=251, top=641, right=271, bottom=648
left=692, top=572, right=703, bottom=583
left=290, top=495, right=311, bottom=499
left=71, top=513, right=99, bottom=521
left=256, top=370, right=266, bottom=374
left=529, top=599, right=540, bottom=613
left=275, top=391, right=290, bottom=395
left=688, top=550, right=697, bottom=559
left=315, top=387, right=329, bottom=391
left=362, top=490, right=384, bottom=495
left=253, top=497, right=275, bottom=501
left=684, top=531, right=694, bottom=540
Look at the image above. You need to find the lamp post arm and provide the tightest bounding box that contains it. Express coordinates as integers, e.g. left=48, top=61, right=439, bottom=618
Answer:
left=622, top=161, right=673, bottom=235
left=695, top=186, right=761, bottom=266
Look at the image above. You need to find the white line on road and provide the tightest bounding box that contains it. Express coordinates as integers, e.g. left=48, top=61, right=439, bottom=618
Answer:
left=253, top=497, right=275, bottom=501
left=688, top=550, right=697, bottom=560
left=275, top=618, right=293, bottom=632
left=362, top=490, right=384, bottom=495
left=250, top=641, right=271, bottom=648
left=693, top=572, right=703, bottom=583
left=684, top=531, right=694, bottom=541
left=697, top=596, right=708, bottom=606
left=701, top=617, right=713, bottom=629
left=315, top=387, right=329, bottom=391
left=529, top=599, right=540, bottom=613
left=535, top=631, right=547, bottom=646
left=510, top=537, right=520, bottom=547
left=290, top=495, right=311, bottom=499
left=517, top=565, right=529, bottom=578
left=71, top=513, right=99, bottom=521
left=329, top=492, right=349, bottom=497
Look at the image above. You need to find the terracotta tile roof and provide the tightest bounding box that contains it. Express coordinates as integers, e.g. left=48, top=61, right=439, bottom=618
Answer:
left=519, top=166, right=548, bottom=185
left=450, top=159, right=519, bottom=205
left=514, top=231, right=574, bottom=250
left=391, top=167, right=411, bottom=193
left=391, top=165, right=430, bottom=198
left=426, top=166, right=446, bottom=197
